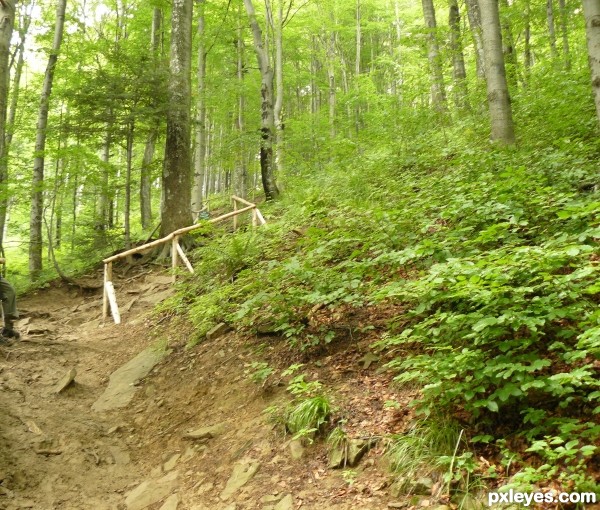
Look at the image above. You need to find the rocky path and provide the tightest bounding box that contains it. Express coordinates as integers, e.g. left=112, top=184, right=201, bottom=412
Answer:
left=0, top=266, right=408, bottom=510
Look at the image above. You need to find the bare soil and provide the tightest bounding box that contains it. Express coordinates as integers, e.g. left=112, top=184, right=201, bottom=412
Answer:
left=0, top=265, right=411, bottom=510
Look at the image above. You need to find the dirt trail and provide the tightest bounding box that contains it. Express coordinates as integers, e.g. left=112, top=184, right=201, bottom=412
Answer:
left=0, top=266, right=402, bottom=510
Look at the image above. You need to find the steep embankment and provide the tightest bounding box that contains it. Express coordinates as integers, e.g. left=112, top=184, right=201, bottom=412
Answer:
left=0, top=264, right=416, bottom=510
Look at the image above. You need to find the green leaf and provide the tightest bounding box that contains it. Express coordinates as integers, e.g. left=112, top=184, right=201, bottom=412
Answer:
left=486, top=401, right=499, bottom=412
left=473, top=317, right=498, bottom=332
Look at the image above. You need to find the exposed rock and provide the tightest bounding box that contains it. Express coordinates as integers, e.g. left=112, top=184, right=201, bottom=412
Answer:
left=220, top=460, right=260, bottom=501
left=183, top=422, right=227, bottom=441
left=92, top=346, right=166, bottom=412
left=329, top=438, right=377, bottom=468
left=159, top=494, right=180, bottom=510
left=206, top=323, right=232, bottom=341
left=261, top=494, right=282, bottom=503
left=359, top=352, right=380, bottom=369
left=387, top=503, right=408, bottom=509
left=451, top=494, right=483, bottom=510
left=163, top=453, right=181, bottom=472
left=289, top=439, right=304, bottom=460
left=55, top=368, right=77, bottom=393
left=124, top=471, right=179, bottom=510
left=411, top=477, right=434, bottom=496
left=274, top=494, right=293, bottom=510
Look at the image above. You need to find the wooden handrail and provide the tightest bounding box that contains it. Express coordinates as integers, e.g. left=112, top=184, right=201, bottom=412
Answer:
left=102, top=196, right=266, bottom=324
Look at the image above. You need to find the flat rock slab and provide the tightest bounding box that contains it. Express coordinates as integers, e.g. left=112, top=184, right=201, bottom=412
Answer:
left=206, top=323, right=232, bottom=341
left=55, top=368, right=77, bottom=393
left=183, top=423, right=227, bottom=441
left=159, top=493, right=180, bottom=510
left=92, top=346, right=166, bottom=412
left=274, top=494, right=293, bottom=510
left=220, top=460, right=260, bottom=501
left=125, top=471, right=179, bottom=510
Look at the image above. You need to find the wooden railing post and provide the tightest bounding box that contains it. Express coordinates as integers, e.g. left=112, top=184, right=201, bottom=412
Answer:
left=233, top=199, right=238, bottom=231
left=252, top=207, right=258, bottom=227
left=103, top=263, right=109, bottom=320
left=172, top=235, right=179, bottom=282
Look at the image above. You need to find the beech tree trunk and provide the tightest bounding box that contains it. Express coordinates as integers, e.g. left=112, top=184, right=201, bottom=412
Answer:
left=0, top=0, right=15, bottom=252
left=192, top=0, right=206, bottom=218
left=243, top=0, right=280, bottom=200
left=480, top=0, right=515, bottom=145
left=583, top=0, right=600, bottom=126
left=449, top=0, right=469, bottom=109
left=465, top=0, right=485, bottom=79
left=547, top=0, right=558, bottom=58
left=29, top=0, right=67, bottom=280
left=558, top=0, right=570, bottom=69
left=236, top=7, right=248, bottom=198
left=161, top=0, right=193, bottom=236
left=421, top=0, right=447, bottom=110
left=274, top=0, right=284, bottom=174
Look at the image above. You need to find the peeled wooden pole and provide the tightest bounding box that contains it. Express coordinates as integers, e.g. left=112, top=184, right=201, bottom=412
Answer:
left=172, top=235, right=179, bottom=282
left=176, top=242, right=194, bottom=273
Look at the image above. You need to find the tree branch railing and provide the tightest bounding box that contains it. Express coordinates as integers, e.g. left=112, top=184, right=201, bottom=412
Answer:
left=102, top=196, right=266, bottom=324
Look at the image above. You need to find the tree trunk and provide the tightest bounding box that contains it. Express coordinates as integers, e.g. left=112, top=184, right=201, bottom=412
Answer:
left=236, top=7, right=248, bottom=198
left=547, top=0, right=558, bottom=58
left=192, top=0, right=206, bottom=218
left=558, top=0, right=570, bottom=69
left=124, top=121, right=134, bottom=249
left=421, top=0, right=447, bottom=110
left=524, top=0, right=532, bottom=83
left=243, top=0, right=280, bottom=200
left=0, top=0, right=15, bottom=252
left=449, top=0, right=469, bottom=109
left=140, top=6, right=162, bottom=229
left=326, top=29, right=336, bottom=138
left=29, top=0, right=67, bottom=280
left=355, top=0, right=361, bottom=131
left=479, top=0, right=515, bottom=145
left=96, top=122, right=112, bottom=230
left=583, top=0, right=600, bottom=126
left=499, top=0, right=518, bottom=90
left=274, top=0, right=284, bottom=174
left=465, top=0, right=485, bottom=79
left=161, top=0, right=193, bottom=236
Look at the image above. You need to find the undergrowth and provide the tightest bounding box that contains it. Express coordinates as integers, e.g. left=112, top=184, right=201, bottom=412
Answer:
left=161, top=115, right=600, bottom=495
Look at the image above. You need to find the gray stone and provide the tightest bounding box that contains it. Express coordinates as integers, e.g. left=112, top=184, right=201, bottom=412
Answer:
left=93, top=346, right=166, bottom=412
left=184, top=423, right=227, bottom=440
left=411, top=477, right=434, bottom=496
left=329, top=438, right=377, bottom=469
left=274, top=494, right=293, bottom=510
left=387, top=503, right=408, bottom=509
left=451, top=495, right=483, bottom=510
left=289, top=440, right=304, bottom=460
left=219, top=460, right=260, bottom=501
left=328, top=445, right=346, bottom=469
left=159, top=494, right=180, bottom=510
left=206, top=323, right=232, bottom=341
left=124, top=471, right=179, bottom=510
left=55, top=368, right=77, bottom=393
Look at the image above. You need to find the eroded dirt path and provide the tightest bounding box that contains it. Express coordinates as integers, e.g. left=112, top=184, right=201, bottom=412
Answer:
left=0, top=266, right=403, bottom=510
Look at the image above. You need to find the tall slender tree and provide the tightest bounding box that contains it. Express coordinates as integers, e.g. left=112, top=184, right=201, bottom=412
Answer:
left=479, top=0, right=515, bottom=144
left=583, top=0, right=600, bottom=127
left=421, top=0, right=447, bottom=109
left=0, top=0, right=15, bottom=252
left=243, top=0, right=280, bottom=200
left=29, top=0, right=67, bottom=279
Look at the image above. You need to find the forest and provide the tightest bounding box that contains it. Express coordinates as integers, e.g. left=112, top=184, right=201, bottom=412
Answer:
left=0, top=0, right=599, bottom=506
